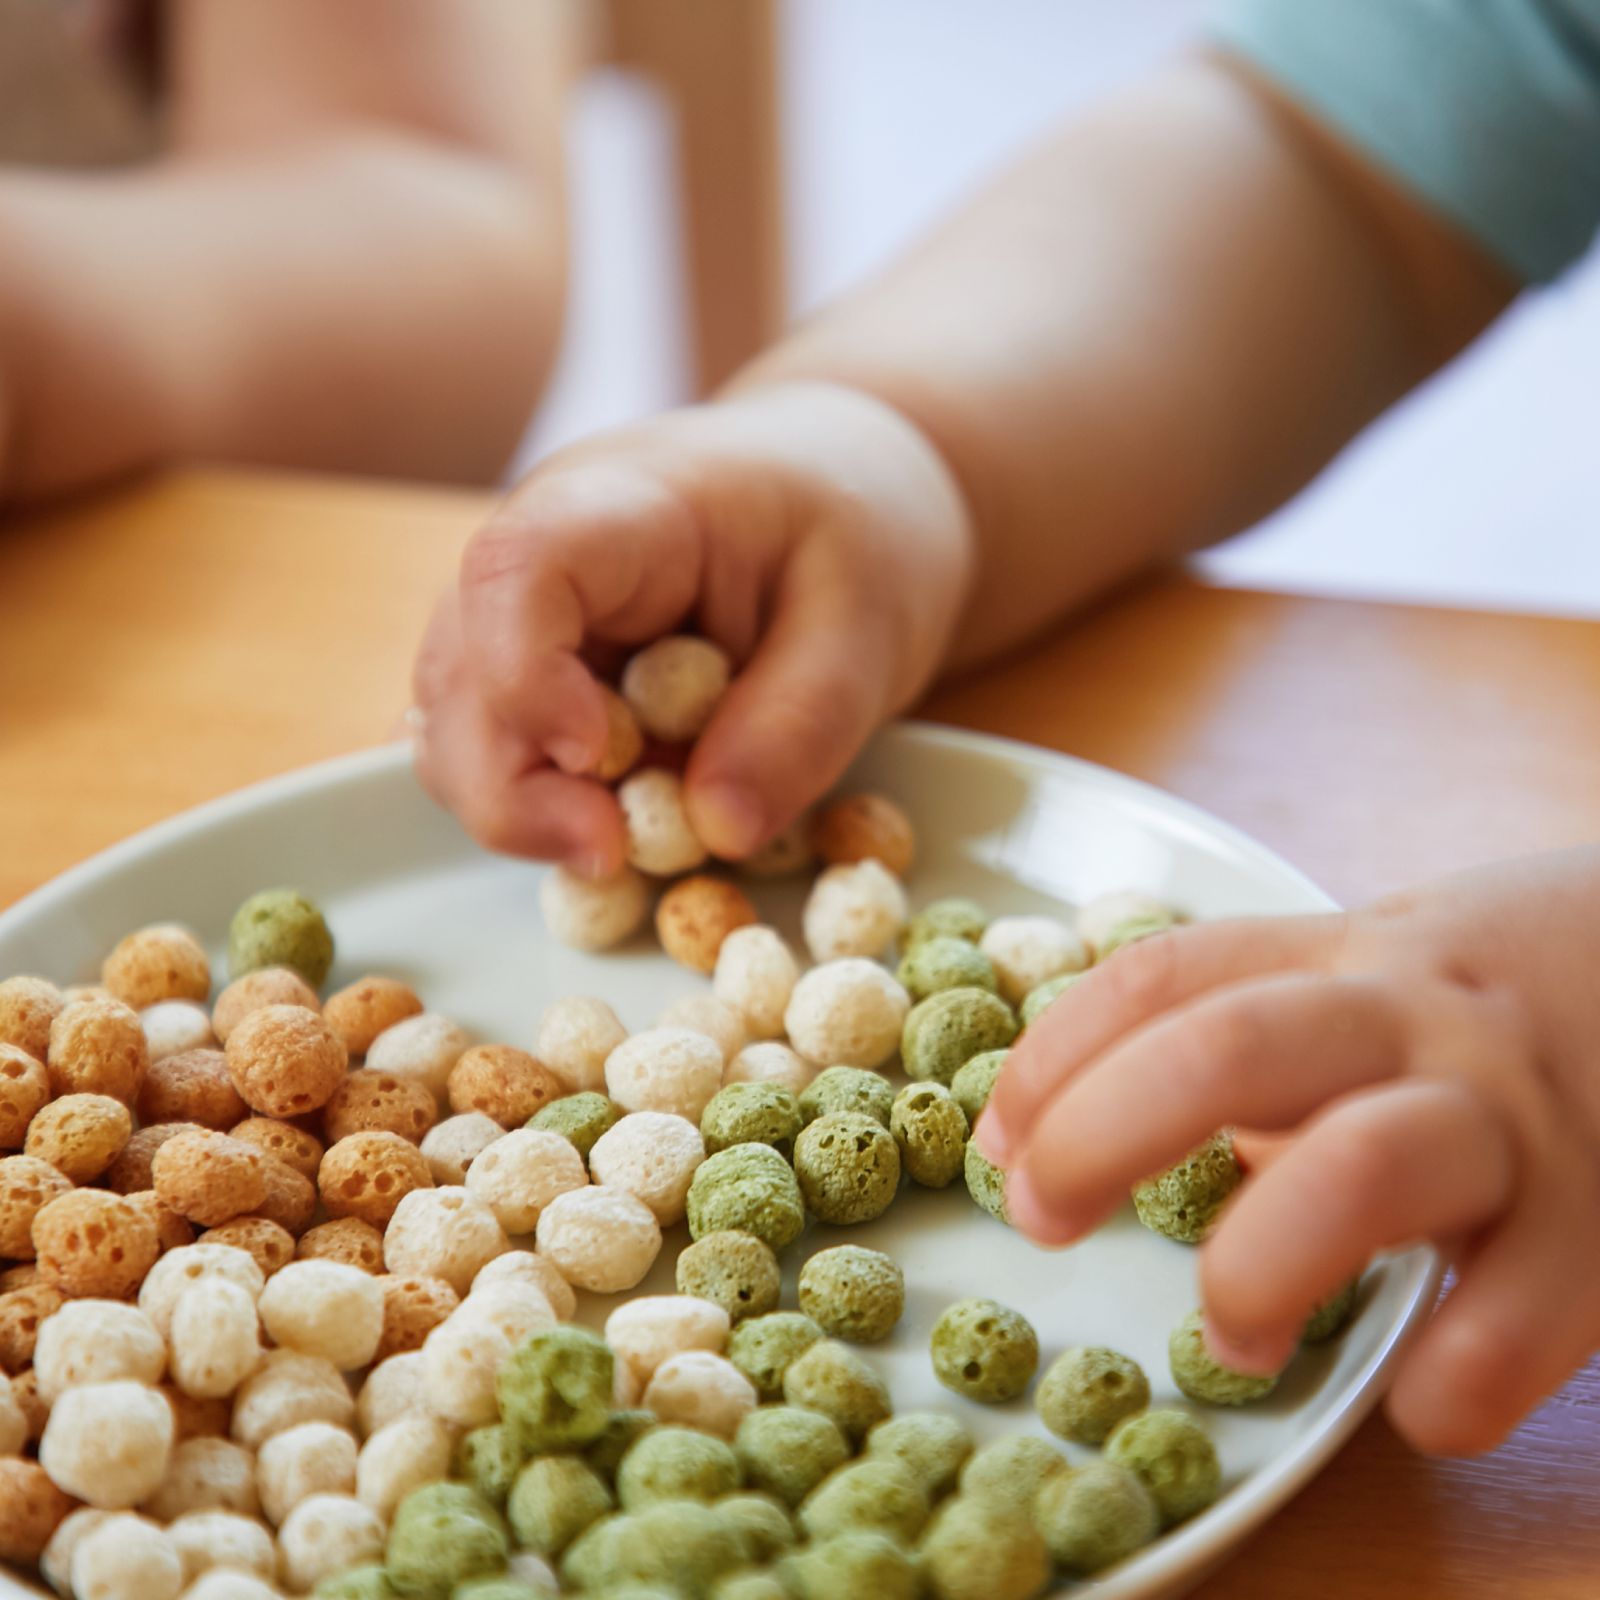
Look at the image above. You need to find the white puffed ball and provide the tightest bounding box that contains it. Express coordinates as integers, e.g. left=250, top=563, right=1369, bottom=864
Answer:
left=784, top=959, right=911, bottom=1069
left=1076, top=891, right=1175, bottom=954
left=41, top=1509, right=113, bottom=1597
left=365, top=1013, right=471, bottom=1102
left=166, top=1511, right=275, bottom=1584
left=256, top=1420, right=358, bottom=1527
left=257, top=1261, right=384, bottom=1371
left=33, top=1298, right=166, bottom=1403
left=979, top=914, right=1089, bottom=1004
left=170, top=1278, right=262, bottom=1399
left=465, top=1128, right=588, bottom=1235
left=588, top=1112, right=704, bottom=1225
left=540, top=866, right=650, bottom=953
left=382, top=1187, right=509, bottom=1295
left=419, top=1112, right=506, bottom=1185
left=534, top=1186, right=661, bottom=1293
left=641, top=1351, right=756, bottom=1440
left=604, top=1027, right=722, bottom=1121
left=142, top=1001, right=218, bottom=1063
left=534, top=997, right=628, bottom=1094
left=180, top=1573, right=283, bottom=1600
left=276, top=1494, right=385, bottom=1594
left=0, top=1373, right=26, bottom=1455
left=71, top=1513, right=182, bottom=1600
left=603, top=1296, right=729, bottom=1388
left=420, top=1311, right=513, bottom=1428
left=802, top=860, right=908, bottom=962
left=712, top=926, right=800, bottom=1041
left=230, top=1351, right=355, bottom=1450
left=472, top=1250, right=576, bottom=1322
left=617, top=769, right=708, bottom=877
left=356, top=1411, right=457, bottom=1523
left=143, top=1438, right=260, bottom=1522
left=655, top=993, right=748, bottom=1064
left=41, top=1380, right=173, bottom=1508
left=723, top=1041, right=816, bottom=1094
left=463, top=1279, right=557, bottom=1341
left=621, top=635, right=731, bottom=742
left=355, top=1352, right=427, bottom=1439
left=140, top=1245, right=265, bottom=1339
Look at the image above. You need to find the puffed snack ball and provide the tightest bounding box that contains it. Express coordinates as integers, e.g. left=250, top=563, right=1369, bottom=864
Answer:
left=138, top=1046, right=245, bottom=1129
left=0, top=1153, right=71, bottom=1256
left=540, top=864, right=650, bottom=953
left=0, top=1041, right=49, bottom=1148
left=226, top=889, right=334, bottom=988
left=797, top=1246, right=905, bottom=1343
left=257, top=1419, right=358, bottom=1526
left=618, top=769, right=709, bottom=877
left=1132, top=1131, right=1241, bottom=1245
left=1035, top=1459, right=1159, bottom=1576
left=0, top=1281, right=63, bottom=1373
left=355, top=1352, right=427, bottom=1439
left=363, top=1011, right=470, bottom=1104
left=231, top=1350, right=356, bottom=1449
left=278, top=1493, right=386, bottom=1593
left=210, top=968, right=321, bottom=1046
left=801, top=860, right=908, bottom=963
left=258, top=1259, right=384, bottom=1370
left=889, top=1081, right=969, bottom=1187
left=357, top=1409, right=458, bottom=1523
left=615, top=1424, right=740, bottom=1510
left=700, top=1082, right=802, bottom=1158
left=604, top=1026, right=723, bottom=1121
left=1168, top=1307, right=1279, bottom=1406
left=784, top=959, right=910, bottom=1070
left=153, top=1129, right=268, bottom=1226
left=386, top=1481, right=509, bottom=1600
left=780, top=1339, right=891, bottom=1444
left=676, top=1229, right=781, bottom=1324
left=497, top=1325, right=615, bottom=1455
left=604, top=1295, right=730, bottom=1388
left=137, top=1240, right=264, bottom=1338
left=595, top=680, right=645, bottom=781
left=931, top=1298, right=1040, bottom=1405
left=792, top=1112, right=901, bottom=1226
left=0, top=974, right=64, bottom=1063
left=723, top=1041, right=815, bottom=1095
left=656, top=876, right=758, bottom=974
left=178, top=1574, right=280, bottom=1600
left=374, top=1273, right=461, bottom=1361
left=811, top=792, right=916, bottom=877
left=33, top=1297, right=166, bottom=1401
left=227, top=1116, right=324, bottom=1180
left=685, top=1142, right=805, bottom=1254
left=47, top=994, right=148, bottom=1103
left=472, top=1249, right=577, bottom=1322
left=40, top=1506, right=116, bottom=1594
left=1077, top=890, right=1177, bottom=956
left=320, top=1130, right=434, bottom=1229
left=26, top=1091, right=132, bottom=1182
left=297, top=1217, right=386, bottom=1273
left=33, top=1188, right=160, bottom=1299
left=224, top=1005, right=347, bottom=1119
left=0, top=1372, right=26, bottom=1454
left=143, top=1436, right=261, bottom=1521
left=466, top=1128, right=588, bottom=1234
left=140, top=999, right=216, bottom=1063
left=979, top=914, right=1090, bottom=1006
left=420, top=1112, right=506, bottom=1185
left=587, top=1112, right=703, bottom=1225
left=798, top=1065, right=894, bottom=1129
left=726, top=1312, right=824, bottom=1403
left=900, top=987, right=1018, bottom=1088
left=1037, top=1345, right=1151, bottom=1446
left=449, top=1045, right=563, bottom=1127
left=103, top=923, right=212, bottom=1009
left=324, top=1068, right=438, bottom=1145
left=656, top=991, right=749, bottom=1064
left=711, top=925, right=800, bottom=1041
left=70, top=1513, right=184, bottom=1600
left=641, top=1350, right=757, bottom=1441
left=895, top=936, right=997, bottom=1002
left=621, top=634, right=731, bottom=742
left=322, top=976, right=425, bottom=1057
left=41, top=1378, right=174, bottom=1507
left=534, top=1186, right=661, bottom=1293
left=534, top=997, right=627, bottom=1094
left=797, top=1457, right=928, bottom=1547
left=165, top=1509, right=276, bottom=1585
left=382, top=1186, right=508, bottom=1296
left=921, top=1494, right=1052, bottom=1600
left=864, top=1411, right=974, bottom=1501
left=420, top=1309, right=519, bottom=1428
left=0, top=1456, right=77, bottom=1565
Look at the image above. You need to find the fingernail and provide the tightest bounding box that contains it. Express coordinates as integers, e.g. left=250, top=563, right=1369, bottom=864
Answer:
left=973, top=1111, right=1012, bottom=1168
left=547, top=735, right=594, bottom=775
left=1203, top=1315, right=1291, bottom=1377
left=692, top=782, right=766, bottom=858
left=1004, top=1170, right=1081, bottom=1249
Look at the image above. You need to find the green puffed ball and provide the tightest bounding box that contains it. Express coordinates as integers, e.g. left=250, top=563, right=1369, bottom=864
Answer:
left=386, top=1483, right=509, bottom=1600
left=227, top=887, right=334, bottom=985
left=526, top=1092, right=619, bottom=1160
left=1097, top=913, right=1174, bottom=958
left=728, top=1312, right=825, bottom=1401
left=450, top=1582, right=545, bottom=1600
left=919, top=1495, right=1051, bottom=1600
left=798, top=1066, right=894, bottom=1128
left=583, top=1587, right=678, bottom=1600
left=711, top=1574, right=789, bottom=1600
left=888, top=1082, right=968, bottom=1188
left=904, top=898, right=989, bottom=950
left=863, top=1411, right=973, bottom=1500
left=797, top=1245, right=905, bottom=1343
left=1019, top=970, right=1085, bottom=1027
left=712, top=1492, right=796, bottom=1566
left=734, top=1403, right=851, bottom=1507
left=686, top=1142, right=806, bottom=1252
left=901, top=987, right=1018, bottom=1086
left=1304, top=1278, right=1359, bottom=1343
left=895, top=938, right=998, bottom=1002
left=676, top=1229, right=782, bottom=1323
left=1035, top=1346, right=1150, bottom=1445
left=949, top=1049, right=1006, bottom=1125
left=584, top=1410, right=658, bottom=1480
left=1104, top=1407, right=1220, bottom=1525
left=930, top=1298, right=1038, bottom=1404
left=1131, top=1131, right=1240, bottom=1244
left=793, top=1112, right=901, bottom=1225
left=497, top=1325, right=615, bottom=1454
left=1168, top=1308, right=1278, bottom=1406
left=616, top=1425, right=741, bottom=1509
left=778, top=1530, right=920, bottom=1600
left=456, top=1423, right=523, bottom=1509
left=958, top=1435, right=1067, bottom=1516
left=963, top=1140, right=1007, bottom=1223
left=798, top=1457, right=928, bottom=1545
left=782, top=1338, right=892, bottom=1443
left=315, top=1567, right=395, bottom=1600
left=507, top=1453, right=613, bottom=1556
left=1034, top=1459, right=1159, bottom=1575
left=559, top=1501, right=743, bottom=1598
left=700, top=1082, right=803, bottom=1158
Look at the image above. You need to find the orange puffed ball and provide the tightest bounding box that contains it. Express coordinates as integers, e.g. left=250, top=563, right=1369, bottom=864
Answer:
left=158, top=1384, right=232, bottom=1441
left=225, top=1005, right=348, bottom=1118
left=25, top=1093, right=132, bottom=1184
left=655, top=876, right=758, bottom=974
left=596, top=684, right=645, bottom=782
left=106, top=1121, right=207, bottom=1194
left=256, top=1158, right=319, bottom=1237
left=47, top=995, right=149, bottom=1105
left=0, top=1457, right=77, bottom=1564
left=227, top=1117, right=324, bottom=1180
left=203, top=1214, right=297, bottom=1276
left=0, top=1155, right=74, bottom=1258
left=152, top=1129, right=268, bottom=1227
left=446, top=1045, right=563, bottom=1127
left=0, top=976, right=64, bottom=1063
left=137, top=1047, right=248, bottom=1131
left=374, top=1273, right=460, bottom=1362
left=211, top=967, right=321, bottom=1045
left=0, top=1042, right=49, bottom=1149
left=319, top=1131, right=432, bottom=1229
left=0, top=1282, right=63, bottom=1373
left=323, top=1069, right=437, bottom=1145
left=32, top=1189, right=160, bottom=1298
left=811, top=793, right=916, bottom=877
left=125, top=1189, right=197, bottom=1254
left=101, top=923, right=212, bottom=1009
left=321, top=977, right=424, bottom=1058
left=298, top=1217, right=386, bottom=1273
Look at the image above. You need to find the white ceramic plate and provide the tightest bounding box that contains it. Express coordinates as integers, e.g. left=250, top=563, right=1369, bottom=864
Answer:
left=0, top=723, right=1437, bottom=1600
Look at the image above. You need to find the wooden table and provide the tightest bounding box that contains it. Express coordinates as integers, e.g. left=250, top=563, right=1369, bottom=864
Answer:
left=4, top=468, right=1598, bottom=1596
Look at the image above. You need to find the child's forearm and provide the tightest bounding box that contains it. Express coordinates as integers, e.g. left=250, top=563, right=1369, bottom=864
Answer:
left=733, top=55, right=1514, bottom=667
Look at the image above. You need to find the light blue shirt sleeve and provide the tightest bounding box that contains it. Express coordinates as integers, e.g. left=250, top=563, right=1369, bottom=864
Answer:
left=1213, top=0, right=1600, bottom=282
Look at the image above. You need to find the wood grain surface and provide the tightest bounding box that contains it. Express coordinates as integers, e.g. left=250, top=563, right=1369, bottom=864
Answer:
left=3, top=468, right=1598, bottom=1598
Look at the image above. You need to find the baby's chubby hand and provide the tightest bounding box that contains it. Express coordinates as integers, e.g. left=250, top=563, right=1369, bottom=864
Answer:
left=411, top=381, right=973, bottom=875
left=976, top=848, right=1600, bottom=1455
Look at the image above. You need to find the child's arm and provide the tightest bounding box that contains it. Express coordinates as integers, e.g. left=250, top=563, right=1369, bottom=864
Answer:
left=0, top=0, right=580, bottom=503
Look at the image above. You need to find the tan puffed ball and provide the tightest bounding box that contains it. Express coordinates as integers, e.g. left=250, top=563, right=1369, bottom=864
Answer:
left=141, top=1002, right=220, bottom=1066
left=107, top=1122, right=207, bottom=1194
left=448, top=1044, right=563, bottom=1126
left=60, top=985, right=112, bottom=1004
left=138, top=1243, right=265, bottom=1340
left=33, top=1297, right=167, bottom=1401
left=535, top=997, right=627, bottom=1094
left=224, top=1006, right=348, bottom=1119
left=465, top=1128, right=588, bottom=1234
left=655, top=876, right=758, bottom=975
left=230, top=1351, right=355, bottom=1450
left=47, top=994, right=149, bottom=1104
left=382, top=1186, right=509, bottom=1295
left=126, top=1190, right=197, bottom=1256
left=801, top=859, right=909, bottom=963
left=157, top=1385, right=232, bottom=1443
left=604, top=1295, right=730, bottom=1388
left=713, top=925, right=801, bottom=1041
left=354, top=1352, right=426, bottom=1438
left=364, top=1012, right=471, bottom=1103
left=33, top=1189, right=160, bottom=1298
left=641, top=1350, right=756, bottom=1440
left=0, top=1456, right=76, bottom=1564
left=0, top=1042, right=49, bottom=1148
left=784, top=959, right=911, bottom=1069
left=374, top=1273, right=460, bottom=1361
left=255, top=1158, right=319, bottom=1238
left=979, top=915, right=1090, bottom=1004
left=276, top=1493, right=385, bottom=1593
left=41, top=1378, right=174, bottom=1507
left=202, top=1216, right=296, bottom=1277
left=604, top=1027, right=723, bottom=1121
left=0, top=1260, right=40, bottom=1291
left=0, top=975, right=64, bottom=1063
left=0, top=1371, right=28, bottom=1455
left=418, top=1112, right=506, bottom=1185
left=256, top=1420, right=358, bottom=1526
left=41, top=1507, right=115, bottom=1595
left=723, top=1041, right=816, bottom=1095
left=323, top=1068, right=438, bottom=1145
left=739, top=812, right=816, bottom=879
left=618, top=768, right=709, bottom=877
left=297, top=1217, right=386, bottom=1274
left=138, top=1049, right=247, bottom=1131
left=70, top=1512, right=184, bottom=1600
left=0, top=1152, right=73, bottom=1258
left=143, top=1437, right=260, bottom=1521
left=595, top=682, right=645, bottom=781
left=539, top=864, right=651, bottom=953
left=811, top=793, right=917, bottom=877
left=258, top=1260, right=384, bottom=1370
left=321, top=976, right=424, bottom=1058
left=169, top=1277, right=262, bottom=1400
left=211, top=969, right=320, bottom=1046
left=588, top=1112, right=704, bottom=1225
left=166, top=1509, right=276, bottom=1585
left=12, top=1361, right=47, bottom=1443
left=471, top=1250, right=576, bottom=1322
left=621, top=635, right=731, bottom=742
left=318, top=1130, right=433, bottom=1229
left=0, top=1281, right=63, bottom=1373
left=102, top=924, right=213, bottom=1010
left=656, top=993, right=748, bottom=1064
left=154, top=1130, right=268, bottom=1227
left=534, top=1185, right=661, bottom=1293
left=25, top=1090, right=132, bottom=1182
left=356, top=1410, right=456, bottom=1522
left=227, top=1117, right=324, bottom=1181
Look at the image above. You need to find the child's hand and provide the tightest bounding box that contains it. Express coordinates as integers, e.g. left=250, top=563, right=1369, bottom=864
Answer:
left=976, top=848, right=1600, bottom=1454
left=411, top=381, right=973, bottom=873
